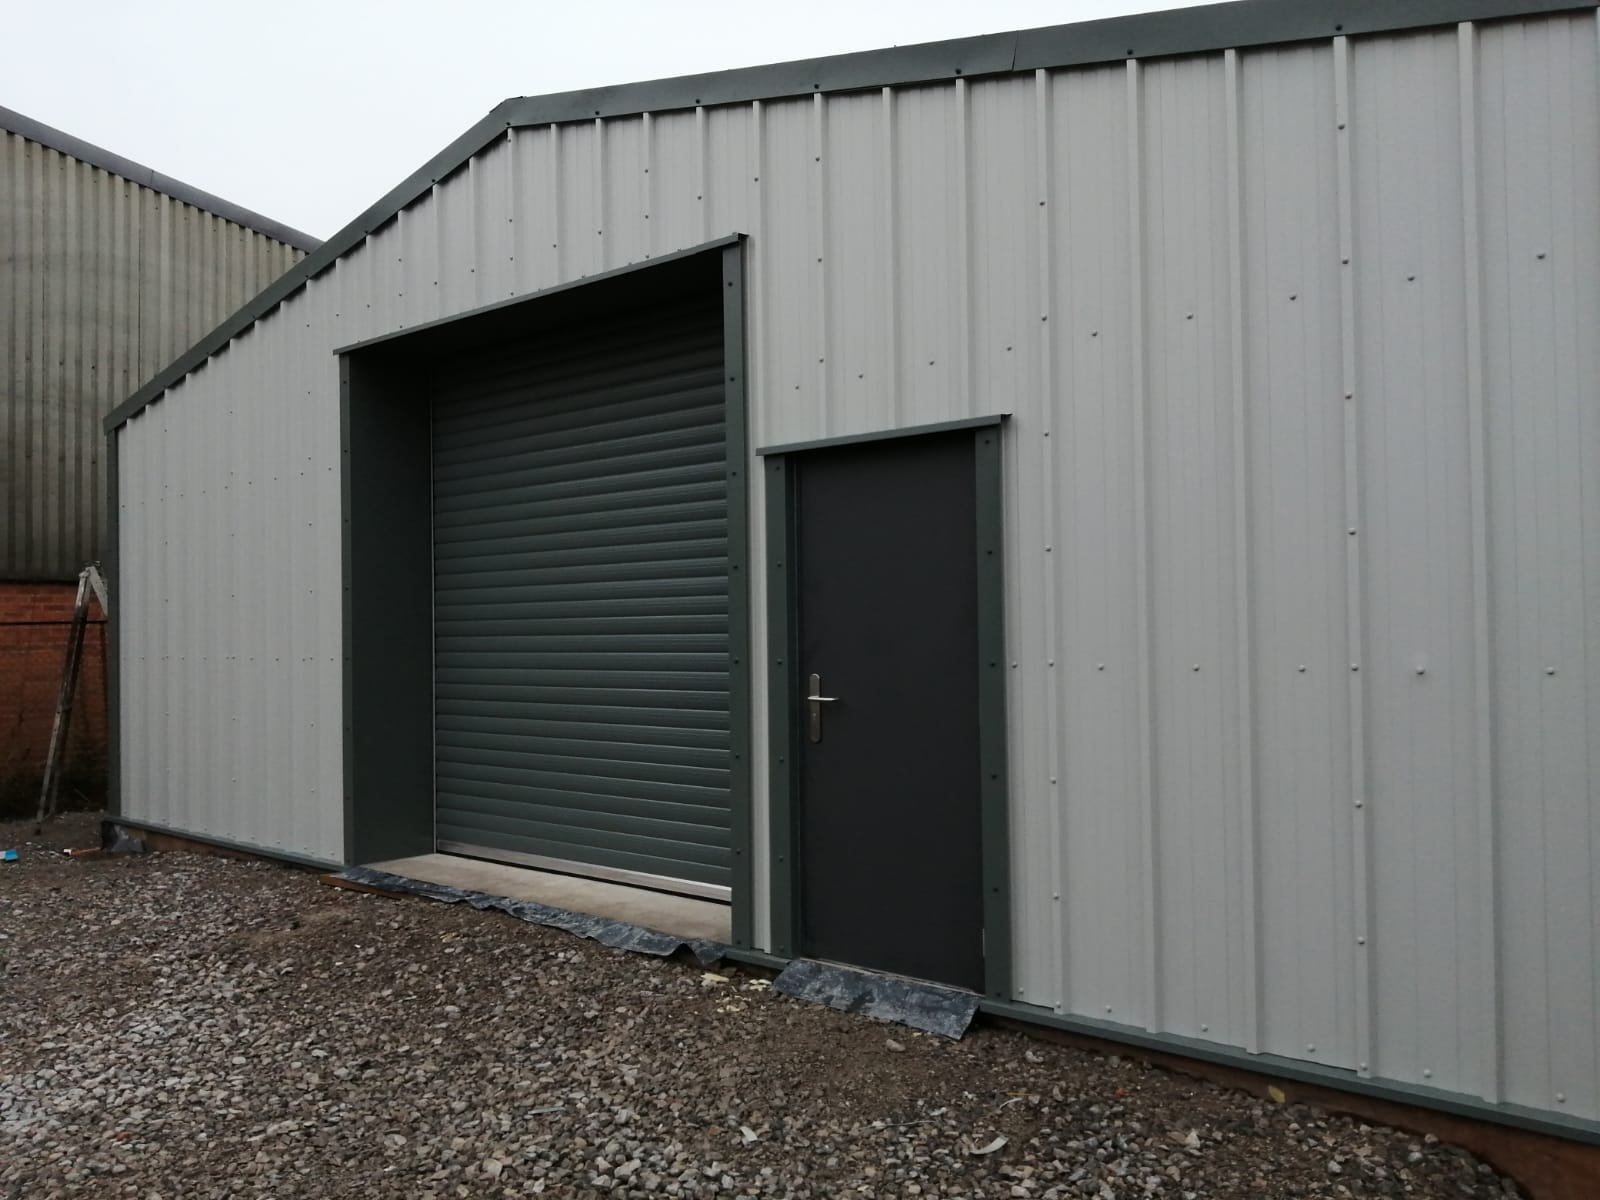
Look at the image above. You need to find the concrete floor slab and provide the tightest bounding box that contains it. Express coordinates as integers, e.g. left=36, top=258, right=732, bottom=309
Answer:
left=364, top=852, right=731, bottom=943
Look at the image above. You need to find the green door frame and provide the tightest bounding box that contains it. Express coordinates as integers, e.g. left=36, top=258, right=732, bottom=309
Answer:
left=337, top=235, right=754, bottom=946
left=757, top=415, right=1012, bottom=999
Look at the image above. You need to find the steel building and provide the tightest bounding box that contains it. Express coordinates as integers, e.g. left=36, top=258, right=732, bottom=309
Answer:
left=2, top=106, right=316, bottom=579
left=105, top=0, right=1600, bottom=1140
left=1, top=107, right=314, bottom=812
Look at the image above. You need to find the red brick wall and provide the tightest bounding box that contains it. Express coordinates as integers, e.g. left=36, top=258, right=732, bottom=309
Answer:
left=0, top=581, right=107, bottom=818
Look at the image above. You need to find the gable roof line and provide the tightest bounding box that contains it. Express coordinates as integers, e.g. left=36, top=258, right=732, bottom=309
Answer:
left=0, top=104, right=321, bottom=253
left=105, top=0, right=1595, bottom=433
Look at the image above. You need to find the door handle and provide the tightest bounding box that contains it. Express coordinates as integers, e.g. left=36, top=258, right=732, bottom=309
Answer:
left=806, top=672, right=838, bottom=743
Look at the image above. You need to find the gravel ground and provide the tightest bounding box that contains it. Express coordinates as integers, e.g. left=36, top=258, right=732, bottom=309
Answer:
left=0, top=815, right=1520, bottom=1199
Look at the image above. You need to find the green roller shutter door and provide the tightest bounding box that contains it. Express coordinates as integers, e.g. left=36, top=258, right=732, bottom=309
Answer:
left=430, top=296, right=730, bottom=894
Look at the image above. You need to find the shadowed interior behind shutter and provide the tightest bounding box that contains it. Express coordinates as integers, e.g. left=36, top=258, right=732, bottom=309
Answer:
left=429, top=294, right=730, bottom=892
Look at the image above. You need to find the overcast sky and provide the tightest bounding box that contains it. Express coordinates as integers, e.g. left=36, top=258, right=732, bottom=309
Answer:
left=7, top=0, right=1207, bottom=241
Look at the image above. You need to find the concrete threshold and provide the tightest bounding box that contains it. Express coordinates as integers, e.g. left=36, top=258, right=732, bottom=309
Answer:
left=364, top=851, right=731, bottom=944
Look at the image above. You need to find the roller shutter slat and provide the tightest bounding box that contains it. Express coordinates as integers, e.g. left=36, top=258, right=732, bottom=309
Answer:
left=434, top=560, right=728, bottom=594
left=436, top=684, right=727, bottom=710
left=437, top=784, right=730, bottom=828
left=432, top=465, right=726, bottom=514
left=435, top=751, right=730, bottom=794
left=433, top=298, right=730, bottom=890
left=436, top=614, right=727, bottom=637
left=432, top=821, right=727, bottom=880
left=435, top=516, right=727, bottom=560
left=440, top=337, right=722, bottom=416
left=433, top=396, right=724, bottom=461
left=435, top=796, right=729, bottom=845
left=433, top=436, right=725, bottom=490
left=435, top=580, right=727, bottom=608
left=435, top=719, right=729, bottom=751
left=437, top=537, right=726, bottom=573
left=437, top=700, right=728, bottom=729
left=437, top=633, right=728, bottom=654
left=432, top=480, right=726, bottom=530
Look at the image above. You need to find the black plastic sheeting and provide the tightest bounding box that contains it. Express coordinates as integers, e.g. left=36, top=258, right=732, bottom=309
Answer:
left=772, top=958, right=980, bottom=1039
left=335, top=867, right=979, bottom=1040
left=334, top=866, right=726, bottom=967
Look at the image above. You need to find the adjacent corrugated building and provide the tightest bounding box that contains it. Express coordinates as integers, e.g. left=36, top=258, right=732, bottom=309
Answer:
left=104, top=0, right=1600, bottom=1142
left=0, top=107, right=315, bottom=814
left=1, top=106, right=315, bottom=580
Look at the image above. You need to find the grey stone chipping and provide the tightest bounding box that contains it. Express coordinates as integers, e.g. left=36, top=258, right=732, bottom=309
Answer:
left=0, top=814, right=1523, bottom=1198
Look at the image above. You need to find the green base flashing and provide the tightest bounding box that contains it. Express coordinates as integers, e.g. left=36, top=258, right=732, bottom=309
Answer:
left=103, top=816, right=341, bottom=874
left=721, top=946, right=791, bottom=973
left=723, top=944, right=1597, bottom=1146
left=978, top=997, right=1600, bottom=1147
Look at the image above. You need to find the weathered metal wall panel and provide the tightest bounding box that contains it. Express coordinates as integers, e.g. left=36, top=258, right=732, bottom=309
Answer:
left=1142, top=51, right=1253, bottom=1054
left=113, top=7, right=1600, bottom=1124
left=1352, top=25, right=1484, bottom=1102
left=1, top=131, right=305, bottom=578
left=1040, top=64, right=1146, bottom=1029
left=117, top=299, right=346, bottom=862
left=1477, top=10, right=1600, bottom=1120
left=1237, top=42, right=1358, bottom=1072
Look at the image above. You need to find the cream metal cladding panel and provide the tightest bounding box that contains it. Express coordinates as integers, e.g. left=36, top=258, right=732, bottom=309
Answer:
left=117, top=311, right=344, bottom=862
left=1354, top=25, right=1485, bottom=1103
left=2, top=123, right=306, bottom=578
left=1238, top=42, right=1356, bottom=1071
left=1476, top=11, right=1600, bottom=1118
left=113, top=6, right=1600, bottom=1124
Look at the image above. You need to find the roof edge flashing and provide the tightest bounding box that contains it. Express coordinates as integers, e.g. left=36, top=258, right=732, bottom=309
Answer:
left=0, top=105, right=321, bottom=252
left=103, top=0, right=1599, bottom=434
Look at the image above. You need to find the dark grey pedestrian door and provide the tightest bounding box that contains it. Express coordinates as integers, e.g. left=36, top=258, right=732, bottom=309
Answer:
left=793, top=430, right=985, bottom=989
left=429, top=293, right=732, bottom=896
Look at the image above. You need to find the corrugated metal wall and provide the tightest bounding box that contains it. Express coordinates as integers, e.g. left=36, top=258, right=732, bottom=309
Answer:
left=113, top=10, right=1600, bottom=1124
left=1, top=130, right=304, bottom=578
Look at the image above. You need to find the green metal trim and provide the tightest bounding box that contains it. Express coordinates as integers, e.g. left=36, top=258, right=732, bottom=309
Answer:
left=974, top=423, right=1012, bottom=1000
left=339, top=353, right=437, bottom=866
left=979, top=997, right=1600, bottom=1147
left=764, top=423, right=1012, bottom=971
left=1010, top=0, right=1592, bottom=70
left=104, top=432, right=120, bottom=818
left=341, top=245, right=744, bottom=883
left=764, top=454, right=800, bottom=957
left=722, top=240, right=754, bottom=948
left=0, top=104, right=321, bottom=253
left=495, top=0, right=1590, bottom=122
left=105, top=815, right=343, bottom=873
left=708, top=936, right=1600, bottom=1144
left=722, top=935, right=1600, bottom=1145
left=103, top=0, right=1595, bottom=433
left=756, top=414, right=1007, bottom=458
left=338, top=356, right=356, bottom=863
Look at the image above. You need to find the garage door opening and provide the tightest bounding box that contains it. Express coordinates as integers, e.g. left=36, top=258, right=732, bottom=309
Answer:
left=340, top=239, right=751, bottom=918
